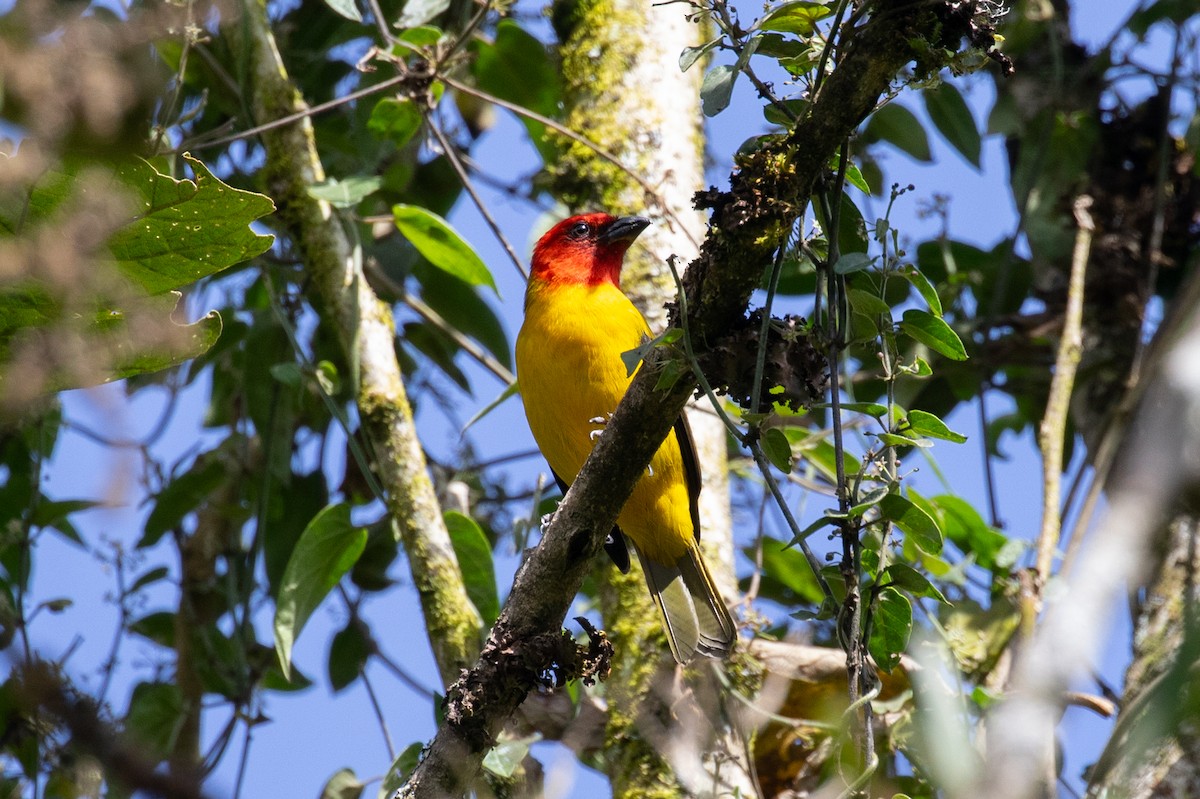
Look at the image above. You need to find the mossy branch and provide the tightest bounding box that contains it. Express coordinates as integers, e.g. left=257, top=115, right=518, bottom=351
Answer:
left=399, top=1, right=978, bottom=795
left=236, top=0, right=482, bottom=687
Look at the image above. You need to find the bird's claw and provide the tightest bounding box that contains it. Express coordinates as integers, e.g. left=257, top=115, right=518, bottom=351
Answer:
left=588, top=413, right=614, bottom=441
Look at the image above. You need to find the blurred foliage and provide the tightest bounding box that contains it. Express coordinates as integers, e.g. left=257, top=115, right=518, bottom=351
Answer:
left=0, top=0, right=1196, bottom=797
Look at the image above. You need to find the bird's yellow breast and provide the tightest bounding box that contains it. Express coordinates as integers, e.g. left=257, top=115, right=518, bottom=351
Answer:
left=516, top=280, right=694, bottom=564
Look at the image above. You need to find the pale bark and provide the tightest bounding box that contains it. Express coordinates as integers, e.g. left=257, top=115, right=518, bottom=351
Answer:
left=237, top=0, right=482, bottom=687
left=1084, top=514, right=1200, bottom=798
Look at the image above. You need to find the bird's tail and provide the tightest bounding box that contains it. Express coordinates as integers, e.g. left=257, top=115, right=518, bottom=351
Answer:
left=635, top=542, right=736, bottom=664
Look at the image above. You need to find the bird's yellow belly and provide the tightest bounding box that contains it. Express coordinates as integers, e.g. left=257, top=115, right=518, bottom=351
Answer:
left=516, top=283, right=693, bottom=564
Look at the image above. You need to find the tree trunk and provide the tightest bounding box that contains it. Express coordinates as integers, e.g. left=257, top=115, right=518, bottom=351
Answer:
left=1085, top=513, right=1200, bottom=798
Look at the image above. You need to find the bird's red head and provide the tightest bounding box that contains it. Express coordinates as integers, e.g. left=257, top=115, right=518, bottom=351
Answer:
left=529, top=213, right=651, bottom=288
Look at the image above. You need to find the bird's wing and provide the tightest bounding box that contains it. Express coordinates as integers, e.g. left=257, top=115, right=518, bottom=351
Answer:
left=672, top=414, right=703, bottom=543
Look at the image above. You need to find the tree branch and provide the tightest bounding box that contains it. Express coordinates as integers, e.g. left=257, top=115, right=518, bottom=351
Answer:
left=236, top=0, right=483, bottom=686
left=399, top=1, right=980, bottom=794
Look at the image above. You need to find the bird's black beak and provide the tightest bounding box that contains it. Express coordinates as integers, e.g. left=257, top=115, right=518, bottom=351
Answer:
left=598, top=216, right=651, bottom=246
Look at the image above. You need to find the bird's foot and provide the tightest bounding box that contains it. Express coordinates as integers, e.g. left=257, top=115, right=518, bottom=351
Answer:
left=588, top=413, right=614, bottom=441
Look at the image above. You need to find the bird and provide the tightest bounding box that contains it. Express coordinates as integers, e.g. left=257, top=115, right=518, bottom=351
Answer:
left=514, top=212, right=736, bottom=664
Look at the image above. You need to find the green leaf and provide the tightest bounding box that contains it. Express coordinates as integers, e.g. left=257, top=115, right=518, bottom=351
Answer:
left=130, top=566, right=170, bottom=593
left=125, top=682, right=185, bottom=759
left=368, top=98, right=424, bottom=148
left=701, top=64, right=737, bottom=117
left=883, top=563, right=948, bottom=603
left=939, top=597, right=1020, bottom=678
left=412, top=260, right=511, bottom=368
left=933, top=493, right=1008, bottom=570
left=141, top=454, right=228, bottom=548
left=320, top=769, right=364, bottom=799
left=129, top=612, right=175, bottom=648
left=879, top=493, right=942, bottom=554
left=482, top=735, right=535, bottom=779
left=679, top=39, right=719, bottom=72
left=849, top=485, right=891, bottom=518
left=392, top=205, right=496, bottom=292
left=812, top=191, right=868, bottom=255
left=308, top=176, right=382, bottom=209
left=868, top=586, right=911, bottom=672
left=757, top=1, right=833, bottom=35
left=754, top=540, right=826, bottom=605
left=843, top=161, right=871, bottom=193
left=900, top=264, right=943, bottom=316
left=834, top=252, right=874, bottom=274
left=846, top=288, right=891, bottom=319
left=906, top=409, right=967, bottom=443
left=899, top=309, right=968, bottom=361
left=472, top=21, right=561, bottom=118
left=877, top=432, right=932, bottom=448
left=109, top=155, right=275, bottom=294
left=760, top=428, right=793, bottom=473
left=827, top=401, right=888, bottom=417
left=107, top=305, right=224, bottom=383
left=864, top=103, right=932, bottom=162
left=328, top=622, right=370, bottom=692
left=397, top=0, right=449, bottom=28
left=274, top=504, right=368, bottom=678
left=444, top=510, right=499, bottom=625
left=380, top=743, right=424, bottom=799
left=321, top=0, right=361, bottom=22
left=922, top=83, right=981, bottom=168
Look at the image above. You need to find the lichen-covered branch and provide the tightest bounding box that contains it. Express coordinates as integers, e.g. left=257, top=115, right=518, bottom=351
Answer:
left=398, top=1, right=979, bottom=795
left=236, top=0, right=482, bottom=686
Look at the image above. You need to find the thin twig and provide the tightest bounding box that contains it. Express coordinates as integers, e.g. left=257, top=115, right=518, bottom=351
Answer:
left=1035, top=196, right=1093, bottom=584
left=402, top=293, right=515, bottom=384
left=182, top=74, right=410, bottom=153
left=439, top=74, right=699, bottom=249
left=425, top=117, right=528, bottom=279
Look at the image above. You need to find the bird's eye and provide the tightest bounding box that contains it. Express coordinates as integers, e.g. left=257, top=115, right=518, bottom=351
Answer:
left=568, top=221, right=591, bottom=239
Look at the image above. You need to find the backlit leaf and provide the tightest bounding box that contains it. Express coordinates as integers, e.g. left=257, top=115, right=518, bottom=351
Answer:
left=444, top=510, right=499, bottom=625
left=899, top=309, right=968, bottom=361
left=906, top=409, right=967, bottom=443
left=274, top=504, right=368, bottom=678
left=393, top=205, right=496, bottom=292
left=879, top=492, right=942, bottom=554
left=868, top=586, right=911, bottom=672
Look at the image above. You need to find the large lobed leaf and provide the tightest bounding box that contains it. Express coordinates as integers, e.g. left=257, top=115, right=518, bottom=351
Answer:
left=109, top=154, right=275, bottom=294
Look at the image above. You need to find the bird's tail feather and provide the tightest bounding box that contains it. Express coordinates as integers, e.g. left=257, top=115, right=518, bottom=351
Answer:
left=635, top=543, right=736, bottom=664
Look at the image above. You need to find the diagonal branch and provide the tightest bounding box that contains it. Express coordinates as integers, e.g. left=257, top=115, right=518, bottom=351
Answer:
left=398, top=1, right=983, bottom=794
